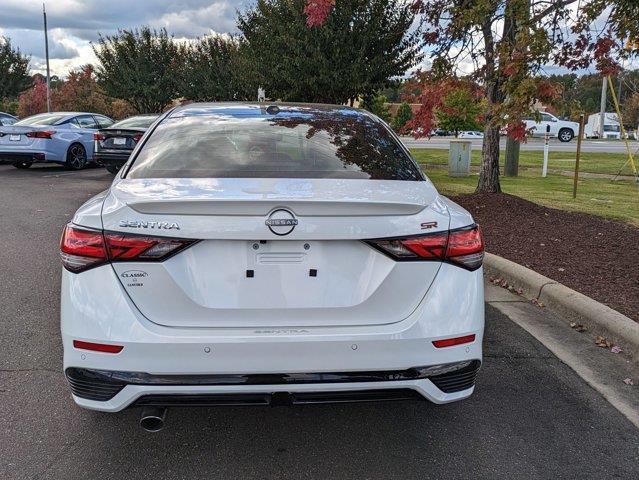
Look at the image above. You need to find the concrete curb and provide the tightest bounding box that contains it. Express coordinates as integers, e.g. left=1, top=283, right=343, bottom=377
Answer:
left=484, top=252, right=639, bottom=358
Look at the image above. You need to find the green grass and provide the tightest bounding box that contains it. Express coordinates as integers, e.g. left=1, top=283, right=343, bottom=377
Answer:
left=422, top=167, right=639, bottom=226
left=410, top=148, right=637, bottom=177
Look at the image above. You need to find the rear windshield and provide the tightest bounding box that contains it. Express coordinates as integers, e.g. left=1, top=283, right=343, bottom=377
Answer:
left=15, top=113, right=68, bottom=126
left=126, top=109, right=422, bottom=180
left=111, top=116, right=158, bottom=129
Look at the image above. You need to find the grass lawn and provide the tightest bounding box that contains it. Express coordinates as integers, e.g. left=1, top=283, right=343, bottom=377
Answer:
left=411, top=148, right=638, bottom=177
left=422, top=167, right=639, bottom=226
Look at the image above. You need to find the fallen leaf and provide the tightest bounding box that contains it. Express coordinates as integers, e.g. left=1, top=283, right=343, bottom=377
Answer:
left=611, top=345, right=622, bottom=354
left=623, top=378, right=634, bottom=386
left=595, top=336, right=612, bottom=348
left=531, top=298, right=545, bottom=308
left=558, top=268, right=565, bottom=272
left=570, top=322, right=587, bottom=333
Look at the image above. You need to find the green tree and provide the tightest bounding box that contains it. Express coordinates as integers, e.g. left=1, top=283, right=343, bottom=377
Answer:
left=435, top=88, right=482, bottom=137
left=391, top=101, right=413, bottom=132
left=623, top=92, right=639, bottom=128
left=0, top=37, right=30, bottom=100
left=92, top=27, right=183, bottom=113
left=182, top=36, right=257, bottom=102
left=238, top=0, right=421, bottom=104
left=361, top=93, right=390, bottom=122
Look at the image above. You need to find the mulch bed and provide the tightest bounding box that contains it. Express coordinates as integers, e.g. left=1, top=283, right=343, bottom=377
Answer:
left=451, top=193, right=639, bottom=322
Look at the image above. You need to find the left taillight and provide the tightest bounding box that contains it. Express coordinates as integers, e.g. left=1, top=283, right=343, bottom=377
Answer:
left=60, top=224, right=196, bottom=273
left=26, top=130, right=55, bottom=139
left=366, top=225, right=484, bottom=271
left=60, top=226, right=108, bottom=273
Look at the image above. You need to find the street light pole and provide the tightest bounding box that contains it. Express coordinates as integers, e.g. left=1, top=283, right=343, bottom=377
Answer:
left=43, top=3, right=51, bottom=113
left=598, top=76, right=607, bottom=138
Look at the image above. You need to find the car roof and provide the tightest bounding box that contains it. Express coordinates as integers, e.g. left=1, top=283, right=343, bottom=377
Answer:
left=169, top=102, right=365, bottom=120
left=0, top=111, right=17, bottom=118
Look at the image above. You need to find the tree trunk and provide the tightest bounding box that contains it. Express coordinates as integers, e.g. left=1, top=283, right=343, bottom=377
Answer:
left=476, top=17, right=502, bottom=194
left=504, top=137, right=520, bottom=176
left=476, top=124, right=502, bottom=193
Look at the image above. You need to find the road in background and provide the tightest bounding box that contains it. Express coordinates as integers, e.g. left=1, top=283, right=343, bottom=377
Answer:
left=401, top=136, right=639, bottom=153
left=1, top=164, right=638, bottom=479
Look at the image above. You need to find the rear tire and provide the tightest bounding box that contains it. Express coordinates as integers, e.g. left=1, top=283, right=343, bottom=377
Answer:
left=558, top=128, right=574, bottom=142
left=65, top=143, right=88, bottom=170
left=105, top=165, right=120, bottom=174
left=13, top=160, right=32, bottom=169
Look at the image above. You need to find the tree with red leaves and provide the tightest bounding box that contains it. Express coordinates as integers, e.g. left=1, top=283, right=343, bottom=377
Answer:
left=52, top=65, right=111, bottom=115
left=305, top=0, right=639, bottom=193
left=17, top=76, right=48, bottom=118
left=403, top=73, right=483, bottom=137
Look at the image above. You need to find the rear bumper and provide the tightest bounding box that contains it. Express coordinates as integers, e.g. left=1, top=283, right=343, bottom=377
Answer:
left=94, top=151, right=130, bottom=168
left=66, top=361, right=481, bottom=411
left=0, top=145, right=63, bottom=163
left=61, top=263, right=485, bottom=411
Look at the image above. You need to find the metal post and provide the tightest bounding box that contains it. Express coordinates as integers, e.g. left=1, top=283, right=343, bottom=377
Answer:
left=542, top=125, right=550, bottom=177
left=598, top=76, right=607, bottom=139
left=573, top=114, right=585, bottom=198
left=43, top=3, right=51, bottom=113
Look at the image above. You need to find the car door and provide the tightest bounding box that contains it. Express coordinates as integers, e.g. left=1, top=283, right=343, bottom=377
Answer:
left=73, top=115, right=100, bottom=159
left=539, top=113, right=560, bottom=136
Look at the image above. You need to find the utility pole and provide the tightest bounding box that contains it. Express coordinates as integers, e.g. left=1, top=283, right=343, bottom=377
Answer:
left=43, top=3, right=51, bottom=113
left=598, top=75, right=607, bottom=138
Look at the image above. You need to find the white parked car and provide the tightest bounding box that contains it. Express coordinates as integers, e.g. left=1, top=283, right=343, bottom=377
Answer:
left=524, top=112, right=580, bottom=142
left=60, top=103, right=485, bottom=431
left=458, top=131, right=484, bottom=139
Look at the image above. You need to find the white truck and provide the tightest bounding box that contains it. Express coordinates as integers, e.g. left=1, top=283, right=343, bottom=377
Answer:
left=584, top=112, right=621, bottom=139
left=523, top=112, right=581, bottom=142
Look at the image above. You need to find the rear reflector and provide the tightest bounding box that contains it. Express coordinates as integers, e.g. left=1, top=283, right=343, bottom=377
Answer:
left=73, top=340, right=124, bottom=354
left=60, top=224, right=196, bottom=273
left=432, top=334, right=476, bottom=348
left=366, top=225, right=484, bottom=270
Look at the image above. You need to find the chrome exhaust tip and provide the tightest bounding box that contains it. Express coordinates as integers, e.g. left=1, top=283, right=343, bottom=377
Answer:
left=139, top=406, right=167, bottom=432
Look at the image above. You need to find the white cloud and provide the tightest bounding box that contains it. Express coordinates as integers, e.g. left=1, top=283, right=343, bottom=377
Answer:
left=0, top=0, right=248, bottom=76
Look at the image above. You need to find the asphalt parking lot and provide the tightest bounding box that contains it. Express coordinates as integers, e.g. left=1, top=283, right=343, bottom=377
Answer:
left=1, top=163, right=638, bottom=480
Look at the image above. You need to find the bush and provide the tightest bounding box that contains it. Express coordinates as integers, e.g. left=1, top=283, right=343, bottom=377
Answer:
left=392, top=101, right=413, bottom=132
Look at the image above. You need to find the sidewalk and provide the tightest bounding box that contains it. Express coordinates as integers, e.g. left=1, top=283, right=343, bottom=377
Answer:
left=485, top=278, right=639, bottom=428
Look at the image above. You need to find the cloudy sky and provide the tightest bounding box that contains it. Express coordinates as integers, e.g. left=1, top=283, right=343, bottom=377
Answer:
left=0, top=0, right=249, bottom=77
left=0, top=0, right=630, bottom=79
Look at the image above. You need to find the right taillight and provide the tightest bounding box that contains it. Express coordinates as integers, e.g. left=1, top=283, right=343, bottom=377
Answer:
left=445, top=225, right=484, bottom=270
left=366, top=225, right=484, bottom=271
left=60, top=224, right=196, bottom=273
left=93, top=132, right=106, bottom=141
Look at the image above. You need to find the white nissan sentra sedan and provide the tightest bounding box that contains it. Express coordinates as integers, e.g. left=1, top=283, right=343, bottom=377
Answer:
left=60, top=103, right=484, bottom=431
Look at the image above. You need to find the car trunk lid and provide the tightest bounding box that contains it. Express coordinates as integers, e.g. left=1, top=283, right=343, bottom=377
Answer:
left=101, top=177, right=450, bottom=328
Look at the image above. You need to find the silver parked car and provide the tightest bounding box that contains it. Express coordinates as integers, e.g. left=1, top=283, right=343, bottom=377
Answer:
left=0, top=112, right=113, bottom=169
left=0, top=112, right=18, bottom=126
